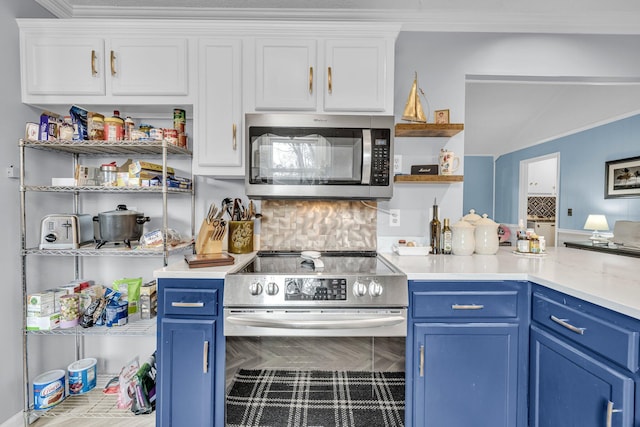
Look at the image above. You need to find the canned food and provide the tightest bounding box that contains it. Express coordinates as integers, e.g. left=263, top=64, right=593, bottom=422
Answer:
left=164, top=128, right=178, bottom=145
left=104, top=117, right=124, bottom=141
left=33, top=369, right=66, bottom=409
left=68, top=358, right=97, bottom=395
left=60, top=294, right=79, bottom=328
left=149, top=127, right=164, bottom=141
left=173, top=108, right=186, bottom=133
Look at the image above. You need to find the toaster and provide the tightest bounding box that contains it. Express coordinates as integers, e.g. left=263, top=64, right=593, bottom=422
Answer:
left=39, top=214, right=94, bottom=249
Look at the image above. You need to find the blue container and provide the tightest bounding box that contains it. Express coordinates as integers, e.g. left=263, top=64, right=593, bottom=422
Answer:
left=68, top=358, right=97, bottom=395
left=33, top=369, right=66, bottom=409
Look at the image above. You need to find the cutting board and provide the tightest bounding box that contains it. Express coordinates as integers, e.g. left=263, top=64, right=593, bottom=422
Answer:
left=184, top=253, right=235, bottom=268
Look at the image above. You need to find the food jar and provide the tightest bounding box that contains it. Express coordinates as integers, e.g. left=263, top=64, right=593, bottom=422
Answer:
left=60, top=294, right=79, bottom=328
left=100, top=163, right=117, bottom=187
left=474, top=214, right=500, bottom=255
left=104, top=116, right=124, bottom=141
left=451, top=218, right=475, bottom=256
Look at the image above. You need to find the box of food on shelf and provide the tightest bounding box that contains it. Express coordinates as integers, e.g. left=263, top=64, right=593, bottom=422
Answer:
left=27, top=312, right=60, bottom=331
left=27, top=292, right=55, bottom=317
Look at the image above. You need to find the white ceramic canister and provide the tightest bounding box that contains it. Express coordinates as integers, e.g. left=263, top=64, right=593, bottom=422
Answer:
left=474, top=214, right=500, bottom=255
left=451, top=218, right=475, bottom=255
left=462, top=209, right=482, bottom=226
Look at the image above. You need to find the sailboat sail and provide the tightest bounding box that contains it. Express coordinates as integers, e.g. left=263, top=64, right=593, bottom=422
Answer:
left=402, top=73, right=427, bottom=123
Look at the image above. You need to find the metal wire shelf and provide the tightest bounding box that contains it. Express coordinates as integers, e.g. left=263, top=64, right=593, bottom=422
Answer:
left=23, top=241, right=194, bottom=257
left=30, top=375, right=156, bottom=422
left=23, top=185, right=191, bottom=194
left=26, top=317, right=156, bottom=337
left=19, top=138, right=192, bottom=156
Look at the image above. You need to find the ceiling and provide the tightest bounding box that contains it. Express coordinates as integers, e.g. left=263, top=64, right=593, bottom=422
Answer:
left=35, top=0, right=640, bottom=157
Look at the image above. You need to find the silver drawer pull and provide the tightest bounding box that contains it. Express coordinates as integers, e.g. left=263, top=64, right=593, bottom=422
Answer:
left=606, top=401, right=622, bottom=427
left=171, top=302, right=205, bottom=308
left=550, top=315, right=586, bottom=335
left=203, top=341, right=209, bottom=373
left=419, top=345, right=425, bottom=377
left=451, top=304, right=485, bottom=310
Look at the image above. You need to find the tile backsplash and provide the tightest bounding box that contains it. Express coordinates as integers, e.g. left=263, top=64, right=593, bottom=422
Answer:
left=260, top=200, right=377, bottom=251
left=527, top=196, right=556, bottom=218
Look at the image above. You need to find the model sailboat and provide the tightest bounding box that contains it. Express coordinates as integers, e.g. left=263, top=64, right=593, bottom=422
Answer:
left=402, top=72, right=427, bottom=123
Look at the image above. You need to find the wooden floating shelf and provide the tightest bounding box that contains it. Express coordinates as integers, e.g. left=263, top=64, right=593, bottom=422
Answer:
left=394, top=175, right=464, bottom=183
left=395, top=123, right=464, bottom=137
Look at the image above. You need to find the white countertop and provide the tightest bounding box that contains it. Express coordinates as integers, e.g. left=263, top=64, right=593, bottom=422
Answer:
left=381, top=246, right=640, bottom=320
left=153, top=247, right=640, bottom=320
left=154, top=252, right=257, bottom=279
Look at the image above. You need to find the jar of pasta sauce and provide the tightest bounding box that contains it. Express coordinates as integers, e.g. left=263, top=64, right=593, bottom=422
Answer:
left=103, top=111, right=124, bottom=141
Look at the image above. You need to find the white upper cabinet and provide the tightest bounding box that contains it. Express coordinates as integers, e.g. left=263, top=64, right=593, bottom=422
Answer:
left=528, top=158, right=557, bottom=195
left=193, top=38, right=244, bottom=177
left=18, top=20, right=193, bottom=106
left=255, top=39, right=317, bottom=110
left=323, top=38, right=388, bottom=112
left=249, top=25, right=398, bottom=114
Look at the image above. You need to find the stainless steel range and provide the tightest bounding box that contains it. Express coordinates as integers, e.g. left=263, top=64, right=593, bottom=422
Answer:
left=224, top=251, right=408, bottom=337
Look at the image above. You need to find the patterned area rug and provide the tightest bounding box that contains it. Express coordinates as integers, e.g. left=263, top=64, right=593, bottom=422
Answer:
left=226, top=369, right=405, bottom=427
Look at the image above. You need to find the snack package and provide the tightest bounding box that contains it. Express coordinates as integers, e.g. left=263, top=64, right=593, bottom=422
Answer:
left=113, top=278, right=142, bottom=314
left=131, top=352, right=157, bottom=415
left=69, top=105, right=88, bottom=140
left=117, top=357, right=139, bottom=409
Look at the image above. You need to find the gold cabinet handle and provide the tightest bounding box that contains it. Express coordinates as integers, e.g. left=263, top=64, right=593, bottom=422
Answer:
left=232, top=123, right=237, bottom=151
left=203, top=341, right=209, bottom=373
left=110, top=50, right=116, bottom=76
left=327, top=66, right=332, bottom=94
left=419, top=345, right=425, bottom=377
left=91, top=50, right=97, bottom=76
left=309, top=67, right=313, bottom=94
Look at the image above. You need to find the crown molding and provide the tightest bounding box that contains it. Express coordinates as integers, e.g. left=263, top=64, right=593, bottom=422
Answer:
left=35, top=0, right=640, bottom=35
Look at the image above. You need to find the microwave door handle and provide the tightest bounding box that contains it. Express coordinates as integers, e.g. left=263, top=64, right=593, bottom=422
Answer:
left=362, top=129, right=372, bottom=184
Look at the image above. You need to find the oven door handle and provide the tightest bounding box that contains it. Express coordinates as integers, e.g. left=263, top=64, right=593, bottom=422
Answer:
left=225, top=314, right=405, bottom=330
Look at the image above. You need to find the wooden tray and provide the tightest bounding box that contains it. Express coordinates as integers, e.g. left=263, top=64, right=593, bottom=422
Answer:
left=184, top=253, right=235, bottom=268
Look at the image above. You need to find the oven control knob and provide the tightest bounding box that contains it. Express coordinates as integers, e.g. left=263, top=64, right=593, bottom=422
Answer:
left=368, top=280, right=384, bottom=297
left=249, top=282, right=263, bottom=296
left=266, top=282, right=279, bottom=296
left=353, top=280, right=368, bottom=297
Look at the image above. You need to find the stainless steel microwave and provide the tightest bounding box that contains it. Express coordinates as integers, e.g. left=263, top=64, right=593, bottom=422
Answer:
left=245, top=114, right=394, bottom=200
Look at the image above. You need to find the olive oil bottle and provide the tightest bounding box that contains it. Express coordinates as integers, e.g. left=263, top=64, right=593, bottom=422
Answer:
left=430, top=198, right=441, bottom=254
left=442, top=218, right=452, bottom=254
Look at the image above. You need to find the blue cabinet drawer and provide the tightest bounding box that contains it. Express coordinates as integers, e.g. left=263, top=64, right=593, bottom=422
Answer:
left=412, top=290, right=519, bottom=319
left=532, top=292, right=640, bottom=372
left=163, top=288, right=219, bottom=317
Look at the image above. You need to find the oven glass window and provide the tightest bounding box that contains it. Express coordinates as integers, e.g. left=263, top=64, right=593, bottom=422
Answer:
left=249, top=127, right=363, bottom=184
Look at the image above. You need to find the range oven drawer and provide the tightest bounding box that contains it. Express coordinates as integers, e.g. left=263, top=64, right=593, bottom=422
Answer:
left=163, top=288, right=219, bottom=317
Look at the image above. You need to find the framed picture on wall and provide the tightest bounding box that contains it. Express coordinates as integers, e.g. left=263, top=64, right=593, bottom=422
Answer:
left=434, top=109, right=450, bottom=124
left=605, top=155, right=640, bottom=198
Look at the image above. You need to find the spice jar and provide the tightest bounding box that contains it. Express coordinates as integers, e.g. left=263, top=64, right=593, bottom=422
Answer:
left=100, top=162, right=117, bottom=187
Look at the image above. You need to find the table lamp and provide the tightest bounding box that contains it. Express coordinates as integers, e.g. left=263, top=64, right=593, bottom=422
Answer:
left=583, top=214, right=609, bottom=243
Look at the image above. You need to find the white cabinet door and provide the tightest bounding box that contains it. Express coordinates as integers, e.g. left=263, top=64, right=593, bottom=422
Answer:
left=528, top=158, right=557, bottom=195
left=108, top=38, right=189, bottom=96
left=323, top=38, right=388, bottom=112
left=193, top=39, right=244, bottom=177
left=255, top=39, right=317, bottom=110
left=22, top=35, right=106, bottom=96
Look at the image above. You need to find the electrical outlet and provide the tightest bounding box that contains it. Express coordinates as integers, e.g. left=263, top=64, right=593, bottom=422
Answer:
left=393, top=155, right=402, bottom=174
left=567, top=208, right=573, bottom=216
left=5, top=165, right=19, bottom=179
left=389, top=209, right=400, bottom=227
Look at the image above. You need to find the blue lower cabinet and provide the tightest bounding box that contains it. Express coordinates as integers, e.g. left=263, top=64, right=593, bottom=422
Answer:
left=156, top=278, right=225, bottom=427
left=530, top=325, right=634, bottom=427
left=406, top=280, right=529, bottom=427
left=412, top=323, right=519, bottom=427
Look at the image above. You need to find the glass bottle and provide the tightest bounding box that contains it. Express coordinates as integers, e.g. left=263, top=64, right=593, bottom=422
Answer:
left=430, top=200, right=441, bottom=254
left=442, top=218, right=452, bottom=254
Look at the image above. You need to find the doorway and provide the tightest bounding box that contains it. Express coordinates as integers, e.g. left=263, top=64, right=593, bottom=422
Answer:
left=518, top=153, right=559, bottom=246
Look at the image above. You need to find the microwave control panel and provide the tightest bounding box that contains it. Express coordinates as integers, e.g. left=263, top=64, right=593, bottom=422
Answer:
left=371, top=129, right=391, bottom=186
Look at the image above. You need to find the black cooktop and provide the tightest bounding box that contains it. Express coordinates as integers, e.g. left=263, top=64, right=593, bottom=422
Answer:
left=234, top=251, right=396, bottom=275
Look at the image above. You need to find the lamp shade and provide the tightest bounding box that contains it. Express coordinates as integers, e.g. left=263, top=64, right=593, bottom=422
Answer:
left=584, top=214, right=609, bottom=231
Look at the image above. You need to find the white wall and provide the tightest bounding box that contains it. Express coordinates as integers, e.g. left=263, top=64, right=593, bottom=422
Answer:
left=0, top=2, right=54, bottom=424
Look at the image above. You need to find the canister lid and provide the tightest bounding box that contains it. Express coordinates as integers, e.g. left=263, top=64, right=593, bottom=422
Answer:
left=475, top=213, right=498, bottom=226
left=462, top=209, right=482, bottom=225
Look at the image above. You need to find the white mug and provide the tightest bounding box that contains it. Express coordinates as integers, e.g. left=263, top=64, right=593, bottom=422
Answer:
left=439, top=149, right=460, bottom=175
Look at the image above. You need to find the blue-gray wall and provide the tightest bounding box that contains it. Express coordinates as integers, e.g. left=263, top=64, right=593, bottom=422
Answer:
left=494, top=113, right=640, bottom=229
left=463, top=156, right=494, bottom=218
